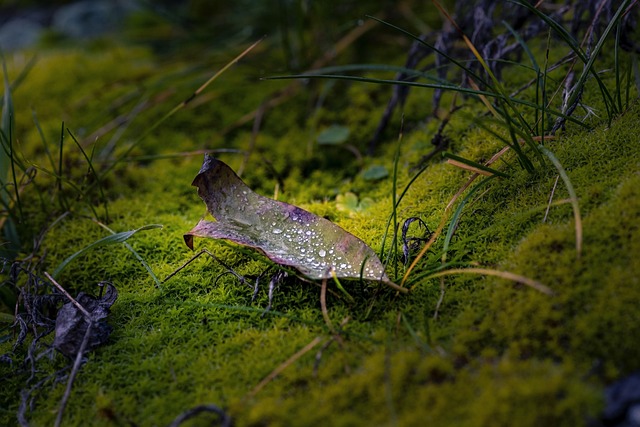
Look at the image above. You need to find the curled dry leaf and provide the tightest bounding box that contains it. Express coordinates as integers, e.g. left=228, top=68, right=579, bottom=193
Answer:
left=184, top=155, right=406, bottom=293
left=53, top=283, right=118, bottom=359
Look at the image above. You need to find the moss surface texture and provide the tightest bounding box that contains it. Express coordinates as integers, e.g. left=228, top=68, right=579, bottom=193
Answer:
left=1, top=3, right=639, bottom=426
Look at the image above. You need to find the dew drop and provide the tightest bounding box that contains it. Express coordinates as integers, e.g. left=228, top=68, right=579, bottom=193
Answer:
left=272, top=229, right=283, bottom=234
left=318, top=249, right=326, bottom=257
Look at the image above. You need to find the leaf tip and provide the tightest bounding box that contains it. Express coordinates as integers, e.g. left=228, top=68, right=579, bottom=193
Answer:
left=184, top=234, right=195, bottom=250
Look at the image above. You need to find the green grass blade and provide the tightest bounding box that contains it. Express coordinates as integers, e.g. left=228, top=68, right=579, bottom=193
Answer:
left=365, top=15, right=492, bottom=90
left=267, top=73, right=589, bottom=129
left=51, top=224, right=163, bottom=278
left=503, top=20, right=540, bottom=72
left=99, top=37, right=264, bottom=181
left=267, top=73, right=482, bottom=97
left=1, top=57, right=14, bottom=202
left=304, top=63, right=458, bottom=86
left=0, top=57, right=23, bottom=223
left=513, top=0, right=631, bottom=122
left=538, top=145, right=582, bottom=258
left=95, top=221, right=162, bottom=287
left=56, top=122, right=66, bottom=206
left=441, top=176, right=496, bottom=264
left=32, top=110, right=57, bottom=173
left=331, top=270, right=354, bottom=303
left=614, top=21, right=623, bottom=112
left=67, top=128, right=109, bottom=221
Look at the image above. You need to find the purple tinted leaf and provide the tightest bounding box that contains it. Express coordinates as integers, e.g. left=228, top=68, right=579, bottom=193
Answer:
left=184, top=156, right=406, bottom=292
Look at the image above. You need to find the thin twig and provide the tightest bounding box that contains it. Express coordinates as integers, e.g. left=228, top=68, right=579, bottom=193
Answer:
left=246, top=336, right=324, bottom=400
left=163, top=249, right=244, bottom=285
left=42, top=272, right=95, bottom=427
left=55, top=322, right=93, bottom=427
left=44, top=272, right=91, bottom=318
left=168, top=404, right=232, bottom=427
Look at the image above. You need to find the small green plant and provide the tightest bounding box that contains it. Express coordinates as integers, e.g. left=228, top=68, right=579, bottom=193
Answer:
left=335, top=191, right=374, bottom=216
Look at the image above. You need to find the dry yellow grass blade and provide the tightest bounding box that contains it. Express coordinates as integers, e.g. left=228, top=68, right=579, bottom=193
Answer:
left=413, top=267, right=554, bottom=295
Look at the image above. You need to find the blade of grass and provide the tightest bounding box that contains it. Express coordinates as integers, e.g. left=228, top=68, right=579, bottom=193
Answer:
left=330, top=269, right=355, bottom=303
left=537, top=144, right=582, bottom=258
left=364, top=15, right=492, bottom=90
left=432, top=0, right=542, bottom=167
left=400, top=144, right=511, bottom=288
left=100, top=37, right=265, bottom=179
left=246, top=336, right=325, bottom=399
left=391, top=120, right=402, bottom=278
left=379, top=118, right=405, bottom=267
left=0, top=58, right=12, bottom=193
left=56, top=121, right=69, bottom=212
left=93, top=220, right=162, bottom=287
left=443, top=152, right=509, bottom=177
left=115, top=148, right=245, bottom=162
left=615, top=21, right=623, bottom=112
left=51, top=224, right=163, bottom=278
left=66, top=129, right=109, bottom=221
left=1, top=56, right=21, bottom=224
left=440, top=176, right=497, bottom=265
left=514, top=0, right=633, bottom=123
left=267, top=73, right=589, bottom=129
left=32, top=110, right=57, bottom=173
left=414, top=267, right=554, bottom=295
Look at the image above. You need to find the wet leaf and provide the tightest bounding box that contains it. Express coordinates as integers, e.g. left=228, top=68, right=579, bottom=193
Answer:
left=185, top=156, right=406, bottom=292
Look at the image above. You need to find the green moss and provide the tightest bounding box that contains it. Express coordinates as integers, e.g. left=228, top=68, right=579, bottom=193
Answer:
left=2, top=14, right=640, bottom=427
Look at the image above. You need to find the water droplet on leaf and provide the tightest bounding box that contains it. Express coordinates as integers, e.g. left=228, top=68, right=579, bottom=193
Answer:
left=183, top=155, right=406, bottom=292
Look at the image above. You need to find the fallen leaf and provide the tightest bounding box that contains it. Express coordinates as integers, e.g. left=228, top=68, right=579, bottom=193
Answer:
left=185, top=155, right=406, bottom=292
left=53, top=283, right=118, bottom=359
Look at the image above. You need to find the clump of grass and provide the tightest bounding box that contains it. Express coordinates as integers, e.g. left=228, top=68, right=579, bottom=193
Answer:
left=270, top=0, right=638, bottom=293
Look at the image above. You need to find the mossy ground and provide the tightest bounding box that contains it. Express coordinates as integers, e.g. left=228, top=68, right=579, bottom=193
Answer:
left=1, top=11, right=640, bottom=427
